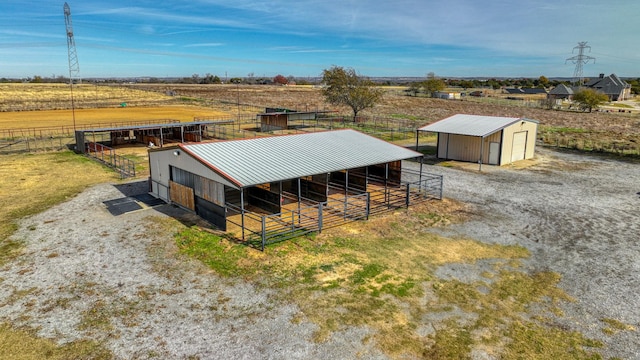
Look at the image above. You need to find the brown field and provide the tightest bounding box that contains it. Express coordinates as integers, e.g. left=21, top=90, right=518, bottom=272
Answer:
left=0, top=106, right=231, bottom=130
left=1, top=83, right=639, bottom=150
left=131, top=84, right=640, bottom=143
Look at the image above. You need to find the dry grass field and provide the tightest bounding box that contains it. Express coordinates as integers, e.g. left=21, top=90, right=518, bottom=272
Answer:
left=2, top=83, right=638, bottom=147
left=133, top=84, right=640, bottom=147
left=0, top=106, right=230, bottom=130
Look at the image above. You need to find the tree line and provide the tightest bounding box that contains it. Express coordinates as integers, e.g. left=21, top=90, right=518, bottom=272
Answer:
left=4, top=74, right=638, bottom=95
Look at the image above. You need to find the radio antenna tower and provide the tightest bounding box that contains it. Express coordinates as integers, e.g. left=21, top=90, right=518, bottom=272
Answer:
left=565, top=41, right=595, bottom=86
left=64, top=2, right=80, bottom=131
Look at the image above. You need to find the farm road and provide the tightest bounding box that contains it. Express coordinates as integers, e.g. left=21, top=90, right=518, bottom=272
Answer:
left=412, top=147, right=640, bottom=359
left=0, top=147, right=638, bottom=359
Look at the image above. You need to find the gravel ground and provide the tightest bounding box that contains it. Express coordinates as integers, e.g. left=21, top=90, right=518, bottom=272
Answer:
left=417, top=147, right=640, bottom=360
left=1, top=147, right=639, bottom=359
left=0, top=183, right=385, bottom=359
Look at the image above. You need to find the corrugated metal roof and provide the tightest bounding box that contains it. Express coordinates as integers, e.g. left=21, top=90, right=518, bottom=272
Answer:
left=181, top=129, right=422, bottom=188
left=79, top=120, right=231, bottom=133
left=418, top=114, right=537, bottom=137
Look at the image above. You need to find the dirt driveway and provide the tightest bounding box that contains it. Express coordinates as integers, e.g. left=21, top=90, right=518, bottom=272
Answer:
left=1, top=147, right=639, bottom=359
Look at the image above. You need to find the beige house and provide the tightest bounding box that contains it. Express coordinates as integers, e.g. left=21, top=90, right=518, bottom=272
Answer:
left=417, top=114, right=538, bottom=167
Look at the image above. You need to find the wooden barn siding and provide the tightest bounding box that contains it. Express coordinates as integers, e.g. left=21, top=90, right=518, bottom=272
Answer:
left=170, top=181, right=195, bottom=210
left=171, top=166, right=225, bottom=206
left=260, top=114, right=288, bottom=131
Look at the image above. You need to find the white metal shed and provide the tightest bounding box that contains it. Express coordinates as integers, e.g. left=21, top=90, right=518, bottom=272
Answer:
left=417, top=114, right=539, bottom=168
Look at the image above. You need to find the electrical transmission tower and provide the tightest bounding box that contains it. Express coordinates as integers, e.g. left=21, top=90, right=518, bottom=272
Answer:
left=64, top=2, right=80, bottom=131
left=565, top=42, right=595, bottom=86
left=64, top=3, right=80, bottom=82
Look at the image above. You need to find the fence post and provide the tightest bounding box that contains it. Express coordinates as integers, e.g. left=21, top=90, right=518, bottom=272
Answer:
left=261, top=216, right=266, bottom=251
left=318, top=203, right=323, bottom=233
left=406, top=184, right=411, bottom=208
left=366, top=193, right=370, bottom=220
left=344, top=198, right=348, bottom=220
left=292, top=211, right=295, bottom=230
left=439, top=175, right=444, bottom=200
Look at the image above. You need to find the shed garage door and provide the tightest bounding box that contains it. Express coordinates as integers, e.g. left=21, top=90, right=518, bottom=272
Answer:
left=511, top=131, right=528, bottom=162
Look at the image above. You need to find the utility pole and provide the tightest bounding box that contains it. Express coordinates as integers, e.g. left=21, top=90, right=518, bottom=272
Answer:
left=565, top=42, right=595, bottom=86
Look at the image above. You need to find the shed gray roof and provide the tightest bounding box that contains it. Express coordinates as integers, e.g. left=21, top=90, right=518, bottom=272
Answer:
left=179, top=129, right=422, bottom=188
left=417, top=114, right=538, bottom=137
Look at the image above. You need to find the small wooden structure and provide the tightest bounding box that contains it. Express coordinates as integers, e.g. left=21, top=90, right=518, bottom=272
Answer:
left=257, top=109, right=326, bottom=131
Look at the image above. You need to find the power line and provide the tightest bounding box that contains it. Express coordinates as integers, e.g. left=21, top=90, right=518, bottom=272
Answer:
left=565, top=41, right=595, bottom=86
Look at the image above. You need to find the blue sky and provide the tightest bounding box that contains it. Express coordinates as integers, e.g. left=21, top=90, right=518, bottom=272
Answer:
left=0, top=0, right=637, bottom=79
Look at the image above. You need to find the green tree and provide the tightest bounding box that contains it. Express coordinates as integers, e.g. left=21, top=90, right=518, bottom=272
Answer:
left=201, top=73, right=221, bottom=84
left=572, top=88, right=609, bottom=112
left=423, top=72, right=446, bottom=96
left=321, top=66, right=383, bottom=121
left=537, top=75, right=550, bottom=88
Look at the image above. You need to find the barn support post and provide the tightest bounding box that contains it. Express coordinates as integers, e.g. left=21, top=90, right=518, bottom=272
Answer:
left=479, top=135, right=485, bottom=172
left=297, top=178, right=301, bottom=225
left=344, top=169, right=349, bottom=219
left=385, top=163, right=389, bottom=209
left=160, top=127, right=164, bottom=148
left=279, top=181, right=283, bottom=212
left=240, top=189, right=246, bottom=241
left=419, top=157, right=424, bottom=196
left=365, top=166, right=369, bottom=192
left=180, top=125, right=184, bottom=143
left=415, top=130, right=419, bottom=151
left=326, top=173, right=329, bottom=199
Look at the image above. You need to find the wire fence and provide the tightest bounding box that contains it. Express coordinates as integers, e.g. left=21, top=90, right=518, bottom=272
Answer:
left=537, top=133, right=640, bottom=156
left=0, top=136, right=75, bottom=154
left=86, top=142, right=136, bottom=178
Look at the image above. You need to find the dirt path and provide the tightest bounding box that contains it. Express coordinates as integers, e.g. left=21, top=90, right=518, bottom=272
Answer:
left=413, top=148, right=640, bottom=359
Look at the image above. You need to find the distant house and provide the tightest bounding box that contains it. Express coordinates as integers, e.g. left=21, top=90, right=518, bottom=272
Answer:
left=522, top=88, right=547, bottom=95
left=548, top=84, right=574, bottom=100
left=504, top=88, right=547, bottom=95
left=585, top=73, right=631, bottom=101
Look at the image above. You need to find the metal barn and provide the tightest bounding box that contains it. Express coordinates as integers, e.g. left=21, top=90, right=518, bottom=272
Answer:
left=148, top=129, right=443, bottom=249
left=417, top=114, right=538, bottom=167
left=74, top=121, right=229, bottom=153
